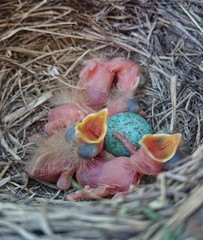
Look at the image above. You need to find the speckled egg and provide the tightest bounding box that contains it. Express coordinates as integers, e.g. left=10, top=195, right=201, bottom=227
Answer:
left=104, top=112, right=152, bottom=157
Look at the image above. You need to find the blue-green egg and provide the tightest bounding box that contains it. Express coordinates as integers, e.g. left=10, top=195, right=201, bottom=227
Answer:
left=104, top=112, right=152, bottom=157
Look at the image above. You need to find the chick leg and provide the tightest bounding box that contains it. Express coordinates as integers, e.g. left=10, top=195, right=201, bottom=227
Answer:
left=67, top=185, right=113, bottom=200
left=57, top=167, right=76, bottom=190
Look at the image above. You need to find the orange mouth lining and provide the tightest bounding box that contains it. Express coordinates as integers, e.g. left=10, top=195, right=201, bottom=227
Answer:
left=140, top=133, right=182, bottom=162
left=75, top=108, right=108, bottom=144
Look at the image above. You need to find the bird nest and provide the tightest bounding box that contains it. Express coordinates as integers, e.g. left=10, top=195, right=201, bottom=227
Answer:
left=0, top=0, right=203, bottom=239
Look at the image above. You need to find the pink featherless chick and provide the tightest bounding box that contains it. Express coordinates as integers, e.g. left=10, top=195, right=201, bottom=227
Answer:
left=67, top=133, right=182, bottom=200
left=26, top=58, right=146, bottom=191
left=45, top=58, right=146, bottom=135
left=107, top=58, right=145, bottom=97
left=44, top=103, right=88, bottom=134
left=76, top=58, right=146, bottom=115
left=44, top=88, right=95, bottom=135
left=26, top=109, right=108, bottom=190
left=77, top=59, right=115, bottom=109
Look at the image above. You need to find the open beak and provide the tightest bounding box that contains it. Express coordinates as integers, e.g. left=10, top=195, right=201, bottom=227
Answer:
left=140, top=133, right=182, bottom=163
left=75, top=108, right=108, bottom=144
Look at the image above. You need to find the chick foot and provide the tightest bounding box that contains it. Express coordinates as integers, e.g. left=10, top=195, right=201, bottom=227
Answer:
left=67, top=185, right=112, bottom=200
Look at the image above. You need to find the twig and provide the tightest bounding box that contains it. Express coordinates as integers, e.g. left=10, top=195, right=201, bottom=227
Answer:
left=150, top=185, right=203, bottom=240
left=0, top=129, right=21, bottom=161
left=3, top=92, right=53, bottom=123
left=0, top=161, right=12, bottom=179
left=0, top=57, right=38, bottom=79
left=170, top=75, right=177, bottom=132
left=177, top=1, right=203, bottom=34
left=64, top=49, right=90, bottom=77
left=20, top=0, right=48, bottom=22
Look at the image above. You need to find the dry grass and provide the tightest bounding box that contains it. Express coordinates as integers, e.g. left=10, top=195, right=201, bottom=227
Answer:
left=0, top=0, right=203, bottom=239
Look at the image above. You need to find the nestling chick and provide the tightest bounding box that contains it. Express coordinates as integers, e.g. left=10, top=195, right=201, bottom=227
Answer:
left=67, top=133, right=182, bottom=200
left=26, top=58, right=148, bottom=195
left=26, top=109, right=108, bottom=189
left=76, top=58, right=145, bottom=111
left=44, top=58, right=145, bottom=134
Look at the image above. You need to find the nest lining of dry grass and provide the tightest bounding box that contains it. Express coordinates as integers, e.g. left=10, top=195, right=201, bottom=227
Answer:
left=0, top=0, right=203, bottom=239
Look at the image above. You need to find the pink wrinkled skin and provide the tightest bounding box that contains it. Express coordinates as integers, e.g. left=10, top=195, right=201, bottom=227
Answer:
left=44, top=103, right=88, bottom=134
left=76, top=58, right=143, bottom=109
left=67, top=143, right=163, bottom=200
left=26, top=58, right=160, bottom=200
